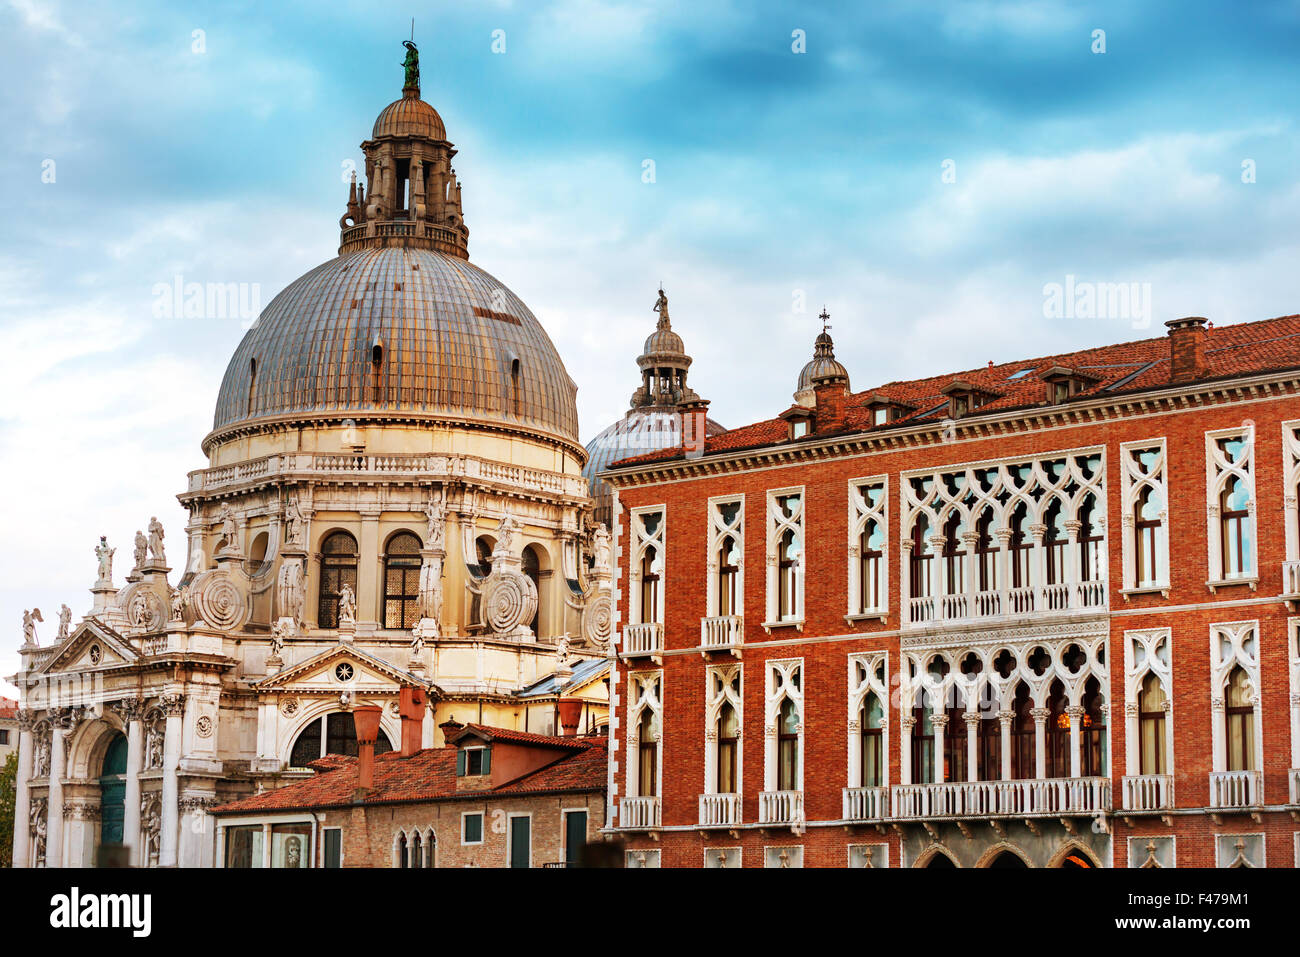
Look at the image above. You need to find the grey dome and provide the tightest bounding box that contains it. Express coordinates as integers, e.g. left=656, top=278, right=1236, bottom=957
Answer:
left=211, top=246, right=579, bottom=445
left=583, top=409, right=725, bottom=504
left=797, top=330, right=850, bottom=391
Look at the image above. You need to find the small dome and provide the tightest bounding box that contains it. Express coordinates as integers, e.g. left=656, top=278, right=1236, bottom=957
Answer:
left=372, top=94, right=447, bottom=140
left=795, top=326, right=850, bottom=401
left=642, top=327, right=684, bottom=356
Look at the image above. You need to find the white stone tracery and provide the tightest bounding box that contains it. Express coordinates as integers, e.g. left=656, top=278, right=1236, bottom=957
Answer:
left=703, top=664, right=742, bottom=796
left=625, top=671, right=663, bottom=800
left=848, top=477, right=888, bottom=617
left=1208, top=620, right=1263, bottom=775
left=847, top=652, right=890, bottom=789
left=899, top=448, right=1106, bottom=627
left=1119, top=438, right=1169, bottom=593
left=1290, top=618, right=1300, bottom=784
left=764, top=488, right=805, bottom=626
left=1282, top=422, right=1300, bottom=580
left=1122, top=628, right=1174, bottom=783
left=763, top=658, right=803, bottom=793
left=705, top=495, right=744, bottom=619
left=627, top=506, right=665, bottom=626
left=899, top=631, right=1108, bottom=784
left=1205, top=427, right=1256, bottom=586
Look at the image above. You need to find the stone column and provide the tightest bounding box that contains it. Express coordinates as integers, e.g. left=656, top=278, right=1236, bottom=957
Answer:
left=12, top=713, right=34, bottom=867
left=1124, top=701, right=1140, bottom=778
left=965, top=712, right=980, bottom=782
left=998, top=709, right=1014, bottom=780
left=899, top=714, right=915, bottom=785
left=995, top=527, right=1013, bottom=610
left=358, top=505, right=381, bottom=629
left=928, top=535, right=948, bottom=619
left=962, top=531, right=980, bottom=609
left=159, top=694, right=185, bottom=867
left=115, top=699, right=146, bottom=859
left=1031, top=707, right=1049, bottom=780
left=178, top=794, right=217, bottom=867
left=1067, top=705, right=1084, bottom=777
left=931, top=713, right=948, bottom=783
left=47, top=720, right=68, bottom=868
left=1064, top=519, right=1082, bottom=603
left=1029, top=523, right=1048, bottom=608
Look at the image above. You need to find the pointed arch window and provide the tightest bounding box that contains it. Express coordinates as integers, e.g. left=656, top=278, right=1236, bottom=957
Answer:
left=1044, top=500, right=1068, bottom=586
left=1009, top=506, right=1033, bottom=589
left=860, top=692, right=884, bottom=788
left=909, top=517, right=933, bottom=599
left=716, top=535, right=740, bottom=617
left=1138, top=674, right=1167, bottom=775
left=1077, top=494, right=1104, bottom=583
left=975, top=509, right=999, bottom=592
left=716, top=702, right=739, bottom=794
left=1225, top=666, right=1256, bottom=772
left=638, top=708, right=659, bottom=796
left=944, top=704, right=968, bottom=783
left=911, top=704, right=935, bottom=785
left=1011, top=684, right=1035, bottom=779
left=777, top=698, right=799, bottom=792
left=1081, top=676, right=1107, bottom=776
left=1220, top=475, right=1252, bottom=579
left=942, top=513, right=967, bottom=596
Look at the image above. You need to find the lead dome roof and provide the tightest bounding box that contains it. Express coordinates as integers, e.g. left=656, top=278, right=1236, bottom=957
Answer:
left=210, top=246, right=579, bottom=445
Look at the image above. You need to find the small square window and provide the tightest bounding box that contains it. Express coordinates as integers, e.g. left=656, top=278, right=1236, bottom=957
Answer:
left=873, top=407, right=888, bottom=425
left=457, top=746, right=490, bottom=776
left=792, top=420, right=809, bottom=438
left=462, top=813, right=484, bottom=845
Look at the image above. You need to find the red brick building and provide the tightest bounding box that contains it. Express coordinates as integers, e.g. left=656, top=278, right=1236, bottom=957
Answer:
left=602, top=312, right=1300, bottom=868
left=212, top=711, right=606, bottom=868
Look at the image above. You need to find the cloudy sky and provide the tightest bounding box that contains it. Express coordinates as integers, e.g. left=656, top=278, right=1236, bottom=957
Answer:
left=2, top=0, right=1297, bottom=695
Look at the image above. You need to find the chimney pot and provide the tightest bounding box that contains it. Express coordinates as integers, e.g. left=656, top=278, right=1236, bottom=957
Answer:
left=399, top=686, right=428, bottom=757
left=557, top=697, right=584, bottom=737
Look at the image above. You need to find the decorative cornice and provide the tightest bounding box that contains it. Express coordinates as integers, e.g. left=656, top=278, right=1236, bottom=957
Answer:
left=602, top=369, right=1300, bottom=486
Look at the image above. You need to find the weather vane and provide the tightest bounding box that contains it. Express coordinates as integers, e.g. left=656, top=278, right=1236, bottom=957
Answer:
left=819, top=306, right=831, bottom=334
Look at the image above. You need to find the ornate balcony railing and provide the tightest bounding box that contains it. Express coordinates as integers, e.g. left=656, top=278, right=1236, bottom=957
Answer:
left=1122, top=774, right=1173, bottom=811
left=905, top=579, right=1107, bottom=628
left=622, top=622, right=664, bottom=657
left=698, top=793, right=742, bottom=827
left=891, top=777, right=1110, bottom=819
left=1209, top=770, right=1261, bottom=809
left=619, top=796, right=661, bottom=829
left=700, top=615, right=743, bottom=651
left=758, top=790, right=803, bottom=825
left=842, top=786, right=889, bottom=822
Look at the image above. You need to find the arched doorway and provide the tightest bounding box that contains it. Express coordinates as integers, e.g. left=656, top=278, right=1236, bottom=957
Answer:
left=987, top=850, right=1029, bottom=869
left=923, top=849, right=957, bottom=868
left=99, top=734, right=128, bottom=845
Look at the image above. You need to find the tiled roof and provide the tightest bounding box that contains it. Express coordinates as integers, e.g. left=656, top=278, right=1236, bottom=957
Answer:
left=608, top=314, right=1300, bottom=469
left=211, top=730, right=606, bottom=815
left=0, top=697, right=17, bottom=718
left=452, top=723, right=593, bottom=750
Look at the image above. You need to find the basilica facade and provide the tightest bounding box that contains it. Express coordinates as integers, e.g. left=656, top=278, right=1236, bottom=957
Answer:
left=8, top=45, right=614, bottom=869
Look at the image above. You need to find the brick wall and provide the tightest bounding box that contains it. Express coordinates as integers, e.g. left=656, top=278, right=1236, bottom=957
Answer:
left=611, top=391, right=1300, bottom=866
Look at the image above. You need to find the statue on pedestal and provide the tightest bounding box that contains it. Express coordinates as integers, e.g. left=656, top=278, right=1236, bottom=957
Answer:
left=56, top=604, right=72, bottom=643
left=133, top=531, right=148, bottom=571
left=94, top=536, right=115, bottom=585
left=21, top=608, right=42, bottom=648
left=147, top=517, right=166, bottom=564
left=338, top=583, right=356, bottom=626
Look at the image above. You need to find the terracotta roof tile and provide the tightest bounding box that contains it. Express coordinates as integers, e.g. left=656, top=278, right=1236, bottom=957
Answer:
left=211, top=728, right=607, bottom=815
left=608, top=314, right=1300, bottom=468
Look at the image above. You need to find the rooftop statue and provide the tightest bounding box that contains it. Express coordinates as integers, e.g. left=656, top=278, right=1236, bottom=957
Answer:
left=402, top=40, right=419, bottom=93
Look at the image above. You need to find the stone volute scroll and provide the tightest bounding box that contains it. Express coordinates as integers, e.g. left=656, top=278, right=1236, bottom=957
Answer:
left=580, top=522, right=614, bottom=652
left=480, top=512, right=538, bottom=640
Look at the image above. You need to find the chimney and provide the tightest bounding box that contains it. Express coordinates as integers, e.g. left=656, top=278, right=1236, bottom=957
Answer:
left=399, top=686, right=428, bottom=757
left=813, top=380, right=848, bottom=433
left=352, top=705, right=384, bottom=791
left=557, top=697, right=584, bottom=737
left=439, top=716, right=465, bottom=747
left=1165, top=316, right=1209, bottom=383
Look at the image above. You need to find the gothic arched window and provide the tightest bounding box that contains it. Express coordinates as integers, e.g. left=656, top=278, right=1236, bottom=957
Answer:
left=860, top=693, right=884, bottom=787
left=1138, top=673, right=1167, bottom=775
left=318, top=531, right=359, bottom=627
left=1225, top=666, right=1255, bottom=772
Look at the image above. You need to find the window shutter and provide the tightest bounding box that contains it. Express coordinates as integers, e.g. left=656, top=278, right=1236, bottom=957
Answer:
left=482, top=746, right=492, bottom=774
left=456, top=749, right=466, bottom=776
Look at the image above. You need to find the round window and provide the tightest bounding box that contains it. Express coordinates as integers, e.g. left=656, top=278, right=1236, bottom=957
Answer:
left=334, top=662, right=355, bottom=682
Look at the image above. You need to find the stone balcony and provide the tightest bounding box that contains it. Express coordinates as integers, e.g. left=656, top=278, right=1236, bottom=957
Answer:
left=622, top=622, right=664, bottom=659
left=698, top=793, right=742, bottom=828
left=842, top=786, right=889, bottom=822
left=700, top=615, right=743, bottom=656
left=182, top=451, right=590, bottom=502
left=1121, top=774, right=1174, bottom=811
left=619, top=795, right=661, bottom=830
left=1209, top=770, right=1262, bottom=809
left=891, top=777, right=1110, bottom=820
left=905, top=579, right=1107, bottom=629
left=758, top=789, right=804, bottom=826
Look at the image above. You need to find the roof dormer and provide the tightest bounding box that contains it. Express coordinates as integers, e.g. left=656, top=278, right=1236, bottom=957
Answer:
left=1038, top=365, right=1098, bottom=405
left=939, top=379, right=998, bottom=419
left=862, top=392, right=915, bottom=427
left=779, top=404, right=815, bottom=441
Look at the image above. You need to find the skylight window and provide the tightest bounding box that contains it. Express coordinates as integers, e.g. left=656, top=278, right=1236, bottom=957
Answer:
left=1005, top=367, right=1037, bottom=380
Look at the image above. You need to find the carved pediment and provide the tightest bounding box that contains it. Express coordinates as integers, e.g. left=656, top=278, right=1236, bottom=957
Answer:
left=37, top=619, right=140, bottom=675
left=253, top=643, right=428, bottom=694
